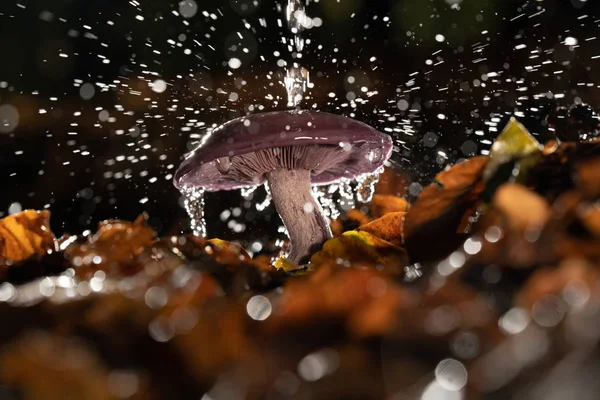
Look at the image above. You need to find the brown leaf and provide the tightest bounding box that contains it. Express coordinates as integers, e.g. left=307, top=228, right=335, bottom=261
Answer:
left=404, top=157, right=488, bottom=263
left=268, top=266, right=407, bottom=337
left=357, top=212, right=406, bottom=246
left=164, top=235, right=285, bottom=294
left=67, top=214, right=157, bottom=278
left=369, top=194, right=410, bottom=218
left=0, top=210, right=55, bottom=263
left=374, top=167, right=410, bottom=197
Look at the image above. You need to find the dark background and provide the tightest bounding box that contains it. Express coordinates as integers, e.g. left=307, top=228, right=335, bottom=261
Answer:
left=0, top=0, right=598, bottom=249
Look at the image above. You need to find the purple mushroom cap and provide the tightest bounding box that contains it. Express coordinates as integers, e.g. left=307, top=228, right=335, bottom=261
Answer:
left=174, top=110, right=393, bottom=192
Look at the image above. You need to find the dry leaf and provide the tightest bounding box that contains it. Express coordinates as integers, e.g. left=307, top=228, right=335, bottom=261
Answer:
left=357, top=212, right=406, bottom=246
left=370, top=194, right=410, bottom=218
left=67, top=214, right=157, bottom=277
left=268, top=266, right=407, bottom=337
left=310, top=230, right=407, bottom=273
left=0, top=210, right=55, bottom=263
left=403, top=157, right=488, bottom=263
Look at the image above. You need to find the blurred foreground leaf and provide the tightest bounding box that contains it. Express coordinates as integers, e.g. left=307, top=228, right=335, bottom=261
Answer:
left=0, top=210, right=55, bottom=264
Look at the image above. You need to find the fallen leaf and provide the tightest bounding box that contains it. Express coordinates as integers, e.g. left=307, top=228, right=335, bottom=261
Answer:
left=403, top=156, right=488, bottom=263
left=483, top=117, right=542, bottom=182
left=374, top=167, right=410, bottom=197
left=66, top=214, right=157, bottom=277
left=0, top=210, right=55, bottom=263
left=370, top=194, right=410, bottom=218
left=310, top=230, right=407, bottom=273
left=164, top=235, right=286, bottom=294
left=357, top=212, right=406, bottom=246
left=268, top=266, right=407, bottom=337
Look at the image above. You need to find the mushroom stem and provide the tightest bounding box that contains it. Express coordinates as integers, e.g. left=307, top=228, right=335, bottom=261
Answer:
left=266, top=168, right=332, bottom=265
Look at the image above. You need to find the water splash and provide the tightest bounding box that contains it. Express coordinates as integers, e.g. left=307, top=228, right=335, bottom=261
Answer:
left=241, top=185, right=259, bottom=199
left=355, top=167, right=384, bottom=203
left=337, top=181, right=356, bottom=211
left=256, top=184, right=272, bottom=212
left=180, top=186, right=206, bottom=237
left=313, top=185, right=341, bottom=220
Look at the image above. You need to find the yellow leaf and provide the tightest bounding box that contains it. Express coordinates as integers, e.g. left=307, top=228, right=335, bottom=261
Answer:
left=0, top=210, right=55, bottom=263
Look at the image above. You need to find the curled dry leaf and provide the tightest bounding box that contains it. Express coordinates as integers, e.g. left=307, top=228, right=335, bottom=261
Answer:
left=164, top=235, right=285, bottom=293
left=403, top=156, right=488, bottom=263
left=207, top=238, right=252, bottom=264
left=357, top=212, right=406, bottom=246
left=67, top=214, right=157, bottom=278
left=369, top=194, right=410, bottom=218
left=309, top=230, right=407, bottom=273
left=0, top=210, right=55, bottom=264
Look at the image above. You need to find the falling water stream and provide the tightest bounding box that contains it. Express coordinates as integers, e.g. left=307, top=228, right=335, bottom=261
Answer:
left=283, top=0, right=313, bottom=107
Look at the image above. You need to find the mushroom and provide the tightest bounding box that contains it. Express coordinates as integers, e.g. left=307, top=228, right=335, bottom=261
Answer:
left=174, top=110, right=393, bottom=264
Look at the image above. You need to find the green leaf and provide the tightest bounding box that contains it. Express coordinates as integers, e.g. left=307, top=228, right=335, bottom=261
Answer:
left=481, top=117, right=543, bottom=202
left=483, top=117, right=542, bottom=181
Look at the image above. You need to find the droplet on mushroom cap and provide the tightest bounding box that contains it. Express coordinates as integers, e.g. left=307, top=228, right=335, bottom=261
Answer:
left=174, top=110, right=393, bottom=192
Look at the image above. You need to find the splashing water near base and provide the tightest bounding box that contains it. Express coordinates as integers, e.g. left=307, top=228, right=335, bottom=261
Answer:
left=180, top=186, right=206, bottom=237
left=256, top=184, right=273, bottom=212
left=311, top=167, right=384, bottom=220
left=355, top=167, right=384, bottom=203
left=313, top=185, right=340, bottom=220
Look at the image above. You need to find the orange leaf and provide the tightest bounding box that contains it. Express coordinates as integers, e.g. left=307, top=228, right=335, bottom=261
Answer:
left=369, top=194, right=410, bottom=218
left=357, top=212, right=406, bottom=246
left=0, top=210, right=55, bottom=263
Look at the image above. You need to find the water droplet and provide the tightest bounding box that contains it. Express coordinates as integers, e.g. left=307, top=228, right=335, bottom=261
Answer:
left=0, top=105, right=19, bottom=134
left=178, top=0, right=198, bottom=19
left=79, top=83, right=95, bottom=100
left=228, top=58, right=242, bottom=69
left=246, top=295, right=272, bottom=321
left=152, top=79, right=167, bottom=93
left=8, top=202, right=22, bottom=215
left=181, top=186, right=206, bottom=237
left=434, top=358, right=468, bottom=391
